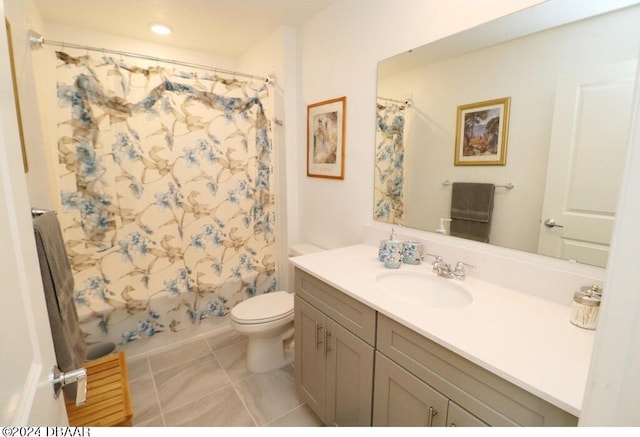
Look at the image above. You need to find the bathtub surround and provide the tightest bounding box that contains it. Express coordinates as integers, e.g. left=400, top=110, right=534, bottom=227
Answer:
left=53, top=50, right=277, bottom=349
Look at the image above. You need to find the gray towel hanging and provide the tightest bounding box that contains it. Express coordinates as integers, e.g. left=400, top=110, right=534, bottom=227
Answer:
left=33, top=211, right=87, bottom=398
left=450, top=182, right=495, bottom=243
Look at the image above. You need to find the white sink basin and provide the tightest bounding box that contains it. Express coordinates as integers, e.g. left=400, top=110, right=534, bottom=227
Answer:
left=375, top=270, right=473, bottom=309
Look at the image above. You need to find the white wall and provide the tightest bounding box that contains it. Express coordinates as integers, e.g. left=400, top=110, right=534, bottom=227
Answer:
left=297, top=0, right=542, bottom=250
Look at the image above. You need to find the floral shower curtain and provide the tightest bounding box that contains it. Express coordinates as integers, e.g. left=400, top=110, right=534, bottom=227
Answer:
left=374, top=101, right=407, bottom=225
left=54, top=51, right=276, bottom=346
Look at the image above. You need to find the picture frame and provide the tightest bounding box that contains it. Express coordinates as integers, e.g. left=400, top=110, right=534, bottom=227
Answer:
left=5, top=19, right=28, bottom=173
left=454, top=97, right=510, bottom=166
left=307, top=96, right=346, bottom=179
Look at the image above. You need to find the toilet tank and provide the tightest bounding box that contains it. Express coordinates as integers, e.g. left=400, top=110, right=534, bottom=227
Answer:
left=289, top=243, right=324, bottom=257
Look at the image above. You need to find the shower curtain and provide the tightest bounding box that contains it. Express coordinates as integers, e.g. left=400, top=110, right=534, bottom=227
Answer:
left=54, top=51, right=276, bottom=346
left=374, top=101, right=407, bottom=225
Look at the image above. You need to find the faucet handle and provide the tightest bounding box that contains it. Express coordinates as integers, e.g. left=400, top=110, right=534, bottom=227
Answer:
left=453, top=261, right=474, bottom=280
left=424, top=253, right=442, bottom=263
left=425, top=253, right=451, bottom=276
left=424, top=254, right=445, bottom=274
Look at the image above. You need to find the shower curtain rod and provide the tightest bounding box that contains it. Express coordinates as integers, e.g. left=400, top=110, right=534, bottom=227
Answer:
left=27, top=30, right=276, bottom=84
left=377, top=96, right=412, bottom=107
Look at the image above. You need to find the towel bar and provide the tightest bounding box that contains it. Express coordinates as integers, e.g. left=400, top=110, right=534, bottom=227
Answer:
left=442, top=180, right=514, bottom=190
left=31, top=207, right=56, bottom=217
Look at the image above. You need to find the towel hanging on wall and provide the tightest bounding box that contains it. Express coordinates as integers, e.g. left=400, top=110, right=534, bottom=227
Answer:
left=33, top=211, right=87, bottom=398
left=450, top=182, right=495, bottom=243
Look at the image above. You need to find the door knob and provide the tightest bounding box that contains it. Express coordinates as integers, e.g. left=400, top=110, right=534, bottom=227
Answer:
left=544, top=218, right=564, bottom=228
left=51, top=365, right=87, bottom=406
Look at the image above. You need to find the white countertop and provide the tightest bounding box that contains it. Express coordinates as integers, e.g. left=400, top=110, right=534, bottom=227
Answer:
left=289, top=244, right=595, bottom=417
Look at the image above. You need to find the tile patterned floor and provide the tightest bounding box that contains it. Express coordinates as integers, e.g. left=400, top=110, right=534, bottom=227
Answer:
left=126, top=331, right=323, bottom=427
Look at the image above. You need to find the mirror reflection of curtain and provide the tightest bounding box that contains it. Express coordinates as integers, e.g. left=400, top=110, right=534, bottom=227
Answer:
left=374, top=100, right=409, bottom=225
left=54, top=51, right=276, bottom=347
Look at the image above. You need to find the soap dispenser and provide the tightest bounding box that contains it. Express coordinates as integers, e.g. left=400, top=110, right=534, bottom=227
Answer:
left=436, top=218, right=452, bottom=235
left=379, top=228, right=402, bottom=268
left=378, top=228, right=395, bottom=261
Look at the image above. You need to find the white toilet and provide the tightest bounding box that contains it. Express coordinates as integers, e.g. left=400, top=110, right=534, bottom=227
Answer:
left=230, top=243, right=323, bottom=373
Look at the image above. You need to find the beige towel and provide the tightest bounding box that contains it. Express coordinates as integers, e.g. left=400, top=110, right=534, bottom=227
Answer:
left=33, top=212, right=87, bottom=398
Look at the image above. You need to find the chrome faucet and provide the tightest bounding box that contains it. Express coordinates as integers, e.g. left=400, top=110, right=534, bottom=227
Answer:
left=428, top=255, right=454, bottom=278
left=452, top=261, right=474, bottom=280
left=426, top=254, right=474, bottom=280
left=436, top=263, right=455, bottom=278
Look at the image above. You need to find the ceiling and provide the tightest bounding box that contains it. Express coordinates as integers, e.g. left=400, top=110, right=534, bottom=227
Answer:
left=32, top=0, right=334, bottom=58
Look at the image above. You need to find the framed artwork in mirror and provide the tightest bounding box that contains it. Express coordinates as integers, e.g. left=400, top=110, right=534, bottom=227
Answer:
left=454, top=97, right=510, bottom=166
left=307, top=96, right=346, bottom=179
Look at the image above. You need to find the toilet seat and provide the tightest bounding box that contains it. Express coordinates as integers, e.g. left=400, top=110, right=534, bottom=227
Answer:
left=231, top=291, right=293, bottom=324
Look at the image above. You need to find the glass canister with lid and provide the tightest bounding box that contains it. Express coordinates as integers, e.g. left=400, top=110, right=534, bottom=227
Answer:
left=569, top=284, right=602, bottom=330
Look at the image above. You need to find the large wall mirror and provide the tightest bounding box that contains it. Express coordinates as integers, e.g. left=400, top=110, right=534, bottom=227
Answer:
left=375, top=1, right=640, bottom=268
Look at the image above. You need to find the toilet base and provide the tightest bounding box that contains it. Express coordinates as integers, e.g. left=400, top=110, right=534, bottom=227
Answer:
left=245, top=327, right=294, bottom=373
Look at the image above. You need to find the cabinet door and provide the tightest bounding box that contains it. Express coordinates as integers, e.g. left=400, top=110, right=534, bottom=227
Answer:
left=447, top=401, right=489, bottom=427
left=294, top=296, right=327, bottom=420
left=373, top=352, right=448, bottom=427
left=325, top=317, right=374, bottom=426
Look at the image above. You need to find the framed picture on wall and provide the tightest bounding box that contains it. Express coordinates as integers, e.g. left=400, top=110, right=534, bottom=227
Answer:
left=5, top=19, right=28, bottom=173
left=454, top=97, right=510, bottom=166
left=307, top=96, right=346, bottom=179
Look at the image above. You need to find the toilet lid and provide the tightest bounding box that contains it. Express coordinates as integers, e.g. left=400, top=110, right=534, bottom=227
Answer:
left=231, top=291, right=294, bottom=323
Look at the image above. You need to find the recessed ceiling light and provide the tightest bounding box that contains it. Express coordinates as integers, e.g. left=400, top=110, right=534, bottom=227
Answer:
left=150, top=23, right=172, bottom=36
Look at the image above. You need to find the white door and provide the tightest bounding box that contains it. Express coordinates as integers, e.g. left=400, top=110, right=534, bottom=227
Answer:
left=1, top=0, right=68, bottom=425
left=538, top=60, right=637, bottom=268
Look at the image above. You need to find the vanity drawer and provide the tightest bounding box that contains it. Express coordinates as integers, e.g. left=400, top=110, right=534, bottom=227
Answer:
left=376, top=314, right=578, bottom=427
left=295, top=269, right=376, bottom=345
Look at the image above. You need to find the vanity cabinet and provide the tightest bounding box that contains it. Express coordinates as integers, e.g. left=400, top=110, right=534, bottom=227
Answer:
left=294, top=270, right=376, bottom=426
left=376, top=314, right=578, bottom=426
left=293, top=269, right=579, bottom=427
left=447, top=400, right=489, bottom=427
left=373, top=351, right=449, bottom=426
left=373, top=351, right=487, bottom=426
